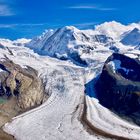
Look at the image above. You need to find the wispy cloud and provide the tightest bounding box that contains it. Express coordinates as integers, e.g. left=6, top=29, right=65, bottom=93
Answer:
left=0, top=0, right=17, bottom=16
left=18, top=23, right=46, bottom=27
left=72, top=22, right=98, bottom=29
left=0, top=4, right=14, bottom=16
left=0, top=24, right=15, bottom=28
left=0, top=23, right=48, bottom=28
left=68, top=4, right=116, bottom=11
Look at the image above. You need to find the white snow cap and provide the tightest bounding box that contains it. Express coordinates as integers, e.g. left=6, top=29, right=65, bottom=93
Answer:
left=95, top=21, right=140, bottom=40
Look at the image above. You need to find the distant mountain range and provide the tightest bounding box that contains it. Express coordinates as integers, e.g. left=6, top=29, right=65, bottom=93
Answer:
left=25, top=21, right=140, bottom=65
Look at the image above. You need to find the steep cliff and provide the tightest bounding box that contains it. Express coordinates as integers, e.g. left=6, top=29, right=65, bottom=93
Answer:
left=95, top=53, right=140, bottom=124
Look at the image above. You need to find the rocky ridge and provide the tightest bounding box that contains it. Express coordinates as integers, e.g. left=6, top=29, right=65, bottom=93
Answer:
left=95, top=53, right=140, bottom=125
left=0, top=57, right=47, bottom=134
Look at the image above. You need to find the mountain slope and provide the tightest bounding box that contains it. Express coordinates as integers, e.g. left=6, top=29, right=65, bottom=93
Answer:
left=121, top=28, right=140, bottom=46
left=27, top=26, right=116, bottom=66
left=95, top=21, right=140, bottom=40
left=1, top=43, right=140, bottom=140
left=26, top=21, right=140, bottom=66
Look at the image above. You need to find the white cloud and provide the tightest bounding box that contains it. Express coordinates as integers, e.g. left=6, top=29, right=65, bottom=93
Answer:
left=20, top=23, right=46, bottom=26
left=0, top=23, right=47, bottom=28
left=0, top=4, right=14, bottom=16
left=72, top=22, right=98, bottom=28
left=0, top=0, right=17, bottom=16
left=68, top=4, right=116, bottom=11
left=0, top=24, right=15, bottom=28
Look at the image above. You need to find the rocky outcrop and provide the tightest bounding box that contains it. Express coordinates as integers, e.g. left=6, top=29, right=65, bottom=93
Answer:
left=0, top=58, right=48, bottom=139
left=95, top=53, right=140, bottom=124
left=0, top=58, right=47, bottom=140
left=0, top=59, right=46, bottom=109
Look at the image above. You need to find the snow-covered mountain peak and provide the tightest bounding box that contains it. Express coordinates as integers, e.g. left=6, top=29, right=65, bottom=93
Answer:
left=26, top=24, right=117, bottom=66
left=95, top=21, right=140, bottom=41
left=61, top=26, right=79, bottom=32
left=25, top=21, right=140, bottom=66
left=95, top=21, right=128, bottom=40
left=96, top=21, right=125, bottom=29
left=27, top=25, right=91, bottom=54
left=132, top=27, right=140, bottom=33
left=54, top=26, right=79, bottom=37
left=121, top=27, right=140, bottom=46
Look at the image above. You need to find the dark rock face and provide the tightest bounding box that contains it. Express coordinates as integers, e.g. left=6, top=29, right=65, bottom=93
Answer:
left=0, top=59, right=47, bottom=131
left=109, top=46, right=119, bottom=53
left=69, top=51, right=88, bottom=66
left=95, top=53, right=140, bottom=124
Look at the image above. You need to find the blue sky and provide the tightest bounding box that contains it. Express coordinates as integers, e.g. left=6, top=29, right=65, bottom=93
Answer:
left=0, top=0, right=140, bottom=40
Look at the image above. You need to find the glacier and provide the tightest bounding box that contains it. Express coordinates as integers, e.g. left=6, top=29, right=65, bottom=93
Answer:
left=0, top=21, right=140, bottom=140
